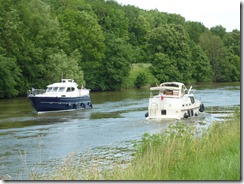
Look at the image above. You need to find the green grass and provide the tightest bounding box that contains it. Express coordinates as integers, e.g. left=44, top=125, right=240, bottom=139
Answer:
left=108, top=109, right=240, bottom=180
left=30, top=108, right=240, bottom=180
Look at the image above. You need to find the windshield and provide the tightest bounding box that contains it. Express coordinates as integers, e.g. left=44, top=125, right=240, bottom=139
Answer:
left=58, top=87, right=66, bottom=92
left=52, top=87, right=58, bottom=92
left=46, top=87, right=52, bottom=92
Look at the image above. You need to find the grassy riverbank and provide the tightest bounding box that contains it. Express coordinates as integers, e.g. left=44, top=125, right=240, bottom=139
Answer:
left=31, top=108, right=240, bottom=180
left=111, top=110, right=240, bottom=180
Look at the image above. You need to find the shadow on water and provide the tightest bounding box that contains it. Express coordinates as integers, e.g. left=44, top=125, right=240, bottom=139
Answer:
left=0, top=82, right=240, bottom=179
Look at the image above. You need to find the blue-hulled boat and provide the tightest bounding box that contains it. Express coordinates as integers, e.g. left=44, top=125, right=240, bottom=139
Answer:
left=28, top=79, right=92, bottom=113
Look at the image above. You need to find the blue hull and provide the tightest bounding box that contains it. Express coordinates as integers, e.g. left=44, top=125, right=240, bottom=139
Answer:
left=28, top=95, right=92, bottom=113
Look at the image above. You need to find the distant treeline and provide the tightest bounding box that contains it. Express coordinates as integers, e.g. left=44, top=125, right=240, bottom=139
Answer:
left=0, top=0, right=240, bottom=97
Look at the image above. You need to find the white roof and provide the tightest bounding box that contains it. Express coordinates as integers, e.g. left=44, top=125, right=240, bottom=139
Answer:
left=150, top=82, right=185, bottom=91
left=47, top=79, right=78, bottom=88
left=160, top=82, right=184, bottom=87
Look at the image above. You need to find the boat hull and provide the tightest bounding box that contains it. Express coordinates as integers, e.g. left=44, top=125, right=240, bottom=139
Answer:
left=147, top=105, right=201, bottom=120
left=28, top=95, right=92, bottom=113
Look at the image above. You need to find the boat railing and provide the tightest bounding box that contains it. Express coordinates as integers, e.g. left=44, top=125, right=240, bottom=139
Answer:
left=78, top=88, right=90, bottom=96
left=27, top=89, right=46, bottom=96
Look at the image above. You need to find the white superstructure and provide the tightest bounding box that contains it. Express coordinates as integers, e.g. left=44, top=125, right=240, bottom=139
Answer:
left=32, top=79, right=89, bottom=98
left=146, top=82, right=204, bottom=119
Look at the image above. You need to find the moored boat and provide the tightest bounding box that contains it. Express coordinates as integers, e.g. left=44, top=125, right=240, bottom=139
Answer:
left=27, top=79, right=92, bottom=113
left=145, top=82, right=204, bottom=119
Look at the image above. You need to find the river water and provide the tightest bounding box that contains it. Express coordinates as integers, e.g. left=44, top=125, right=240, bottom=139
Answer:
left=0, top=83, right=240, bottom=180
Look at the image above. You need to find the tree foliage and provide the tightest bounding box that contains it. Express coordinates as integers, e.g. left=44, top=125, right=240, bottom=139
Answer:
left=100, top=36, right=132, bottom=91
left=0, top=56, right=21, bottom=97
left=0, top=0, right=240, bottom=97
left=148, top=24, right=193, bottom=83
left=134, top=72, right=148, bottom=88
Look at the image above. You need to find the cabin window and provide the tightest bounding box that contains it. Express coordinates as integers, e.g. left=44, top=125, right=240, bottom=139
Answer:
left=46, top=87, right=52, bottom=92
left=166, top=90, right=173, bottom=95
left=181, top=86, right=185, bottom=95
left=58, top=87, right=65, bottom=92
left=53, top=87, right=58, bottom=92
left=173, top=90, right=179, bottom=96
left=66, top=87, right=75, bottom=92
left=161, top=110, right=166, bottom=115
left=189, top=97, right=195, bottom=104
left=66, top=87, right=71, bottom=92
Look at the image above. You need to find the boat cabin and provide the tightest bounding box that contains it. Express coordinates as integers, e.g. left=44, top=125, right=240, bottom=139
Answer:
left=31, top=78, right=90, bottom=98
left=150, top=82, right=187, bottom=98
left=45, top=79, right=78, bottom=94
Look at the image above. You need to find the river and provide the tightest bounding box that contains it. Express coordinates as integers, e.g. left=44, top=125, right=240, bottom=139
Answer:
left=0, top=82, right=240, bottom=180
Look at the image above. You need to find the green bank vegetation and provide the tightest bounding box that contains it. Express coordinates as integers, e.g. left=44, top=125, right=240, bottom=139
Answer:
left=0, top=0, right=240, bottom=98
left=125, top=63, right=158, bottom=88
left=31, top=108, right=240, bottom=180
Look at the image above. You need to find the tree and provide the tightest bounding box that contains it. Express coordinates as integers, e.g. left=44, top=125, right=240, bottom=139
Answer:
left=91, top=0, right=129, bottom=40
left=191, top=44, right=212, bottom=82
left=134, top=14, right=151, bottom=44
left=100, top=36, right=133, bottom=90
left=45, top=50, right=85, bottom=86
left=0, top=0, right=240, bottom=97
left=147, top=24, right=193, bottom=83
left=134, top=72, right=148, bottom=88
left=122, top=5, right=140, bottom=45
left=0, top=56, right=21, bottom=98
left=0, top=0, right=24, bottom=57
left=185, top=21, right=207, bottom=43
left=146, top=10, right=168, bottom=28
left=199, top=31, right=225, bottom=81
left=150, top=53, right=182, bottom=82
left=199, top=30, right=240, bottom=82
left=223, top=29, right=240, bottom=57
left=16, top=0, right=68, bottom=89
left=58, top=9, right=105, bottom=62
left=210, top=25, right=226, bottom=39
left=167, top=13, right=185, bottom=25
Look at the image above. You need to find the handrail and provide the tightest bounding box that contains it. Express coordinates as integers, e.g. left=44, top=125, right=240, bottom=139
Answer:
left=27, top=89, right=46, bottom=96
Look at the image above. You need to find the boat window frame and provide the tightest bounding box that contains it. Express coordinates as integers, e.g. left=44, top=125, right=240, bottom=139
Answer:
left=52, top=87, right=59, bottom=92
left=66, top=87, right=71, bottom=92
left=189, top=96, right=195, bottom=104
left=181, top=85, right=185, bottom=95
left=66, top=87, right=76, bottom=92
left=58, top=87, right=66, bottom=92
left=46, top=87, right=53, bottom=92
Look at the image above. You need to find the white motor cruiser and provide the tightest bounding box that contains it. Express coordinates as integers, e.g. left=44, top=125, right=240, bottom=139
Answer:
left=145, top=82, right=204, bottom=119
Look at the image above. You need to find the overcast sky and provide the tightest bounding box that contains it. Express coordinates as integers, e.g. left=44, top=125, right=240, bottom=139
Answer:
left=116, top=0, right=240, bottom=32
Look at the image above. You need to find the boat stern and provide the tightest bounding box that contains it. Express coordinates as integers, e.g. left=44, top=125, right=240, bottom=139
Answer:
left=146, top=96, right=182, bottom=119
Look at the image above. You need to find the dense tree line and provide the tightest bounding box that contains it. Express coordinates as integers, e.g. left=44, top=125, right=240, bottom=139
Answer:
left=0, top=0, right=240, bottom=97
